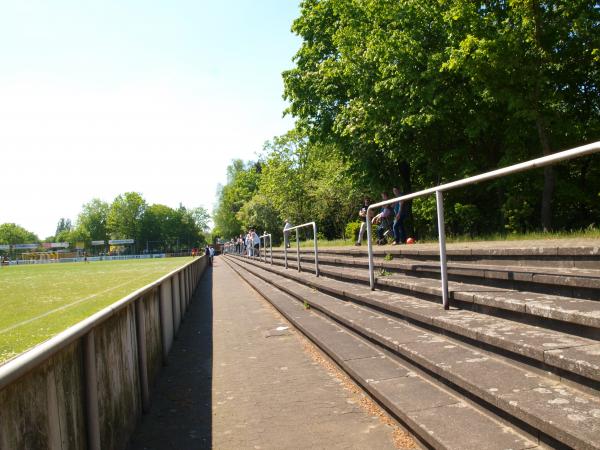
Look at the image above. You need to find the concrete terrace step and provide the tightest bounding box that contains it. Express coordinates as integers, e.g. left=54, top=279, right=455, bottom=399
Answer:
left=224, top=259, right=541, bottom=450
left=227, top=254, right=600, bottom=386
left=271, top=240, right=600, bottom=269
left=268, top=251, right=600, bottom=299
left=251, top=254, right=600, bottom=335
left=226, top=256, right=600, bottom=450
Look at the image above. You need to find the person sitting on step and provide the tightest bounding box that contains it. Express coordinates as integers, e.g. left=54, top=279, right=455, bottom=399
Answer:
left=371, top=192, right=394, bottom=245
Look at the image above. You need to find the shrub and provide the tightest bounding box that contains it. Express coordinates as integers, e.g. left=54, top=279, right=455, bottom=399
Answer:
left=453, top=203, right=480, bottom=237
left=345, top=221, right=362, bottom=241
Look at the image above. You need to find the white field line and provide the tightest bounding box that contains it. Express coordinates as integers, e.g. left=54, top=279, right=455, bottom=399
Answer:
left=0, top=275, right=150, bottom=334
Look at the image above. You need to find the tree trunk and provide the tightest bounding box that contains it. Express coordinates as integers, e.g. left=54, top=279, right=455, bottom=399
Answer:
left=398, top=160, right=412, bottom=194
left=530, top=0, right=554, bottom=232
left=536, top=117, right=554, bottom=231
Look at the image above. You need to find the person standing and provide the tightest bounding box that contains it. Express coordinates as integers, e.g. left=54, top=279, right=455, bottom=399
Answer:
left=391, top=186, right=409, bottom=245
left=205, top=245, right=212, bottom=265
left=251, top=229, right=260, bottom=257
left=355, top=196, right=371, bottom=246
left=283, top=219, right=293, bottom=248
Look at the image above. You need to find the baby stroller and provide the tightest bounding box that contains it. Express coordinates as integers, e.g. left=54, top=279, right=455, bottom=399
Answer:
left=376, top=214, right=394, bottom=245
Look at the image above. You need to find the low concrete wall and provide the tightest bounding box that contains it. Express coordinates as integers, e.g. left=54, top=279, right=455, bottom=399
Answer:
left=0, top=255, right=208, bottom=450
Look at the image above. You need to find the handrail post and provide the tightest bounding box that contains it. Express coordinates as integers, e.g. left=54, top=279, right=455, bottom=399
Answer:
left=259, top=233, right=272, bottom=264
left=296, top=229, right=301, bottom=272
left=284, top=232, right=288, bottom=269
left=367, top=208, right=375, bottom=290
left=313, top=222, right=319, bottom=276
left=134, top=297, right=150, bottom=413
left=436, top=190, right=449, bottom=310
left=282, top=221, right=319, bottom=276
left=83, top=331, right=101, bottom=450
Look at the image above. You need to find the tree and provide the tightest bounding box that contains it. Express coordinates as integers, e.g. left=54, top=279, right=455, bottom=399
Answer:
left=258, top=131, right=311, bottom=224
left=213, top=159, right=261, bottom=238
left=283, top=0, right=600, bottom=235
left=237, top=194, right=283, bottom=244
left=77, top=199, right=109, bottom=242
left=55, top=218, right=72, bottom=237
left=140, top=204, right=205, bottom=252
left=258, top=132, right=361, bottom=239
left=107, top=192, right=147, bottom=241
left=55, top=226, right=89, bottom=247
left=140, top=204, right=175, bottom=251
left=189, top=207, right=211, bottom=232
left=0, top=223, right=39, bottom=244
left=175, top=204, right=204, bottom=249
left=441, top=0, right=600, bottom=230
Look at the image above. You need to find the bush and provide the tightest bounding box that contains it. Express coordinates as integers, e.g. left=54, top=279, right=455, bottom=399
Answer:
left=412, top=196, right=437, bottom=238
left=345, top=221, right=362, bottom=241
left=453, top=203, right=480, bottom=236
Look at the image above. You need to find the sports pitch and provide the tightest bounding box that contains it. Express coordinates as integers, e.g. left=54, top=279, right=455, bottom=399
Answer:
left=0, top=257, right=194, bottom=365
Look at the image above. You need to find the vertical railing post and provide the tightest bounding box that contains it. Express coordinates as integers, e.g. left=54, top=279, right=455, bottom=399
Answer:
left=284, top=230, right=288, bottom=269
left=158, top=281, right=171, bottom=365
left=436, top=190, right=449, bottom=310
left=313, top=222, right=319, bottom=277
left=259, top=234, right=272, bottom=264
left=134, top=298, right=150, bottom=413
left=367, top=208, right=375, bottom=290
left=179, top=271, right=185, bottom=317
left=296, top=229, right=301, bottom=272
left=171, top=273, right=180, bottom=334
left=83, top=331, right=101, bottom=450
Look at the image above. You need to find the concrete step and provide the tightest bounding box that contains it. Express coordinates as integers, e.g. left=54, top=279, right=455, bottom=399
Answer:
left=224, top=258, right=542, bottom=450
left=267, top=251, right=600, bottom=300
left=246, top=254, right=600, bottom=338
left=227, top=256, right=600, bottom=449
left=269, top=241, right=600, bottom=269
left=227, top=254, right=600, bottom=386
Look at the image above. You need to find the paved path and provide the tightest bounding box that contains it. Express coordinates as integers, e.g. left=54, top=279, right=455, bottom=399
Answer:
left=128, top=257, right=400, bottom=449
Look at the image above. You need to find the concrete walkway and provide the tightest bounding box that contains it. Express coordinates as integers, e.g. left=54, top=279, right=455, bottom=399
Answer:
left=128, top=257, right=401, bottom=449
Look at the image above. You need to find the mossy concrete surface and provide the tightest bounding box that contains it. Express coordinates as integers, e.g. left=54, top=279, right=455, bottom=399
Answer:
left=0, top=256, right=207, bottom=450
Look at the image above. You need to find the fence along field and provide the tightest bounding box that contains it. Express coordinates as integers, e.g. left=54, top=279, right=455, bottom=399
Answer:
left=0, top=257, right=194, bottom=364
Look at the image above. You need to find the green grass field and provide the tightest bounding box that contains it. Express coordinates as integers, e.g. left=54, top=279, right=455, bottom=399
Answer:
left=0, top=257, right=194, bottom=365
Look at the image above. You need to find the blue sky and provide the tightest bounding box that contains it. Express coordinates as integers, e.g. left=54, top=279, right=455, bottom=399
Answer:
left=0, top=1, right=301, bottom=238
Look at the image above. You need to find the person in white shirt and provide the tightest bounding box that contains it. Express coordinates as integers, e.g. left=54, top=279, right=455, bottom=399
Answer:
left=283, top=219, right=293, bottom=248
left=245, top=232, right=252, bottom=256
left=251, top=229, right=260, bottom=257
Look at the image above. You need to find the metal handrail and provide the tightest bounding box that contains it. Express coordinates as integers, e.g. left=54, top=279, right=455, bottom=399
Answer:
left=283, top=221, right=319, bottom=276
left=260, top=233, right=273, bottom=264
left=366, top=140, right=600, bottom=309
